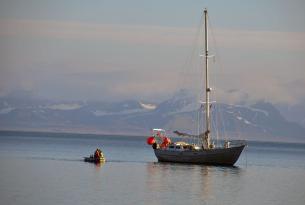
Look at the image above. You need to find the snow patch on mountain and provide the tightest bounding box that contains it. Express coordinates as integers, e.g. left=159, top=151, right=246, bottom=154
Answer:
left=236, top=115, right=255, bottom=126
left=167, top=101, right=199, bottom=116
left=236, top=116, right=243, bottom=120
left=92, top=108, right=146, bottom=116
left=46, top=103, right=82, bottom=110
left=139, top=102, right=157, bottom=110
left=233, top=105, right=269, bottom=116
left=0, top=107, right=15, bottom=114
left=244, top=119, right=251, bottom=125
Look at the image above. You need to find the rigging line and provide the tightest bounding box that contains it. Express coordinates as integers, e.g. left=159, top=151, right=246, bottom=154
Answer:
left=207, top=13, right=225, bottom=82
left=206, top=13, right=223, bottom=143
left=210, top=13, right=246, bottom=142
left=170, top=15, right=204, bottom=141
left=196, top=26, right=205, bottom=143
left=186, top=14, right=205, bottom=140
left=232, top=108, right=243, bottom=140
left=195, top=14, right=208, bottom=141
left=208, top=13, right=234, bottom=142
left=196, top=107, right=200, bottom=144
left=198, top=104, right=205, bottom=144
left=194, top=59, right=203, bottom=140
left=214, top=101, right=227, bottom=144
left=221, top=106, right=228, bottom=143
left=245, top=143, right=248, bottom=168
left=214, top=105, right=221, bottom=146
left=212, top=103, right=222, bottom=144
left=210, top=106, right=217, bottom=145
left=177, top=14, right=204, bottom=92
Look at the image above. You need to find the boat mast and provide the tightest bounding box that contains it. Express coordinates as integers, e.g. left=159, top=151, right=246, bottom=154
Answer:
left=204, top=8, right=211, bottom=149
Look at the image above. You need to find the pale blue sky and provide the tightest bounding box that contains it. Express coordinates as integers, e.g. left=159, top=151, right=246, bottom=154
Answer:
left=1, top=0, right=304, bottom=31
left=0, top=0, right=305, bottom=104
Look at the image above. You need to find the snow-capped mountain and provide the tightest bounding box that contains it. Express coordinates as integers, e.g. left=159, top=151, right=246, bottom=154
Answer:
left=0, top=92, right=304, bottom=142
left=276, top=101, right=305, bottom=129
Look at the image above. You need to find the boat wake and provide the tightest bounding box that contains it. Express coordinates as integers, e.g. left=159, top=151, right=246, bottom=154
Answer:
left=23, top=156, right=83, bottom=162
left=22, top=156, right=152, bottom=164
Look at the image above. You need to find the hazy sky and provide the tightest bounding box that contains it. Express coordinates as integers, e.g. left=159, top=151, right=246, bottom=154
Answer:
left=0, top=0, right=305, bottom=104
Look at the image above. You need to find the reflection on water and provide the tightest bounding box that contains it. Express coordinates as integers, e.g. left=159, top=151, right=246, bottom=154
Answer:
left=93, top=162, right=105, bottom=170
left=145, top=162, right=244, bottom=204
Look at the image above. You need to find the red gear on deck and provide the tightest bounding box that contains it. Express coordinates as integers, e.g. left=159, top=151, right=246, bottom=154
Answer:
left=147, top=136, right=155, bottom=145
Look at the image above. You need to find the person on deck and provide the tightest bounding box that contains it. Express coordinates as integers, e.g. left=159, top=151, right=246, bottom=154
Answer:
left=94, top=149, right=100, bottom=158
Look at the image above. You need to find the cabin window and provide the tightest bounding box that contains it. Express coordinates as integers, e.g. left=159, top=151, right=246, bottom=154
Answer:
left=176, top=146, right=181, bottom=149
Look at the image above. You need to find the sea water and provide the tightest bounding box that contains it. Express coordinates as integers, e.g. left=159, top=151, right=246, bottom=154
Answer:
left=0, top=131, right=304, bottom=205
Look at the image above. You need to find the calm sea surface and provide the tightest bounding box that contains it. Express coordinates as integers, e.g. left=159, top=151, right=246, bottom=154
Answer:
left=0, top=131, right=304, bottom=205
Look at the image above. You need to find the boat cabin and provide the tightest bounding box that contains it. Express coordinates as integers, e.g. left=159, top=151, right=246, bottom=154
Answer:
left=167, top=142, right=201, bottom=151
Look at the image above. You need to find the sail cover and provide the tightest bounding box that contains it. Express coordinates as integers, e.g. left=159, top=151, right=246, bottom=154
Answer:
left=173, top=130, right=206, bottom=138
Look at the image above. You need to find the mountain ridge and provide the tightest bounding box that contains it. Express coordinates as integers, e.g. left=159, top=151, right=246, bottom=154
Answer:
left=0, top=93, right=304, bottom=143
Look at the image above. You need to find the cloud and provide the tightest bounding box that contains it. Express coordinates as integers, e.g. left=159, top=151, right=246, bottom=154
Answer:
left=1, top=19, right=305, bottom=50
left=213, top=73, right=305, bottom=105
left=0, top=19, right=305, bottom=104
left=0, top=19, right=195, bottom=46
left=213, top=28, right=305, bottom=51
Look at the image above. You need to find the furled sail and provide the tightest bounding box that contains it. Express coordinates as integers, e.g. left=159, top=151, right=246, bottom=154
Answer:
left=173, top=130, right=205, bottom=138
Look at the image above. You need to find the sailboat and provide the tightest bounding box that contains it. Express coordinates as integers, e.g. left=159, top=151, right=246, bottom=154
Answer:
left=147, top=9, right=246, bottom=166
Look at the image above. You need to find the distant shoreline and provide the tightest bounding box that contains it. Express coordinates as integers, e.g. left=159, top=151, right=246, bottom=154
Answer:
left=1, top=129, right=305, bottom=144
left=0, top=129, right=145, bottom=139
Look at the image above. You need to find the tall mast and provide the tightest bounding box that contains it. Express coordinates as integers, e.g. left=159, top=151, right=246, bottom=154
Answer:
left=204, top=8, right=211, bottom=148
